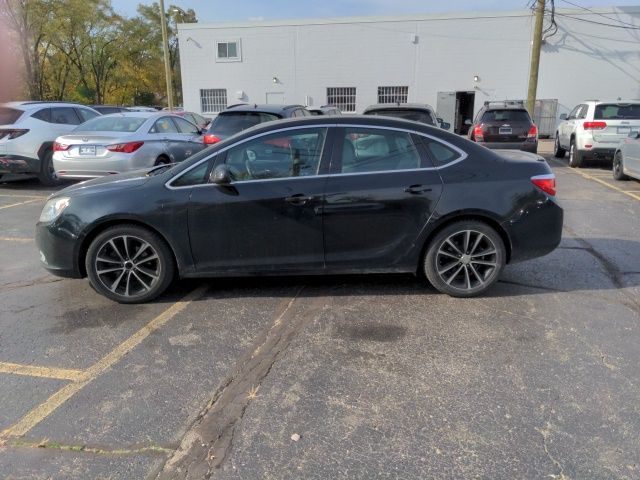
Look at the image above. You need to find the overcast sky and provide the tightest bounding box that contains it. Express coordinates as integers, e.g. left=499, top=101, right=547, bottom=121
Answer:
left=111, top=0, right=640, bottom=22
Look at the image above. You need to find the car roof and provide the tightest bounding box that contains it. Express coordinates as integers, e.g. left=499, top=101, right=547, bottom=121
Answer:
left=363, top=103, right=436, bottom=113
left=2, top=101, right=93, bottom=111
left=482, top=101, right=528, bottom=111
left=221, top=103, right=306, bottom=114
left=98, top=112, right=176, bottom=119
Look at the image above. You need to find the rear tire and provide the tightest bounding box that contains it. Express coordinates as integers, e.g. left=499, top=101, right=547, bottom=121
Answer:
left=568, top=139, right=584, bottom=168
left=613, top=151, right=629, bottom=181
left=85, top=225, right=175, bottom=304
left=37, top=149, right=62, bottom=186
left=553, top=135, right=566, bottom=158
left=423, top=220, right=506, bottom=298
left=154, top=156, right=170, bottom=166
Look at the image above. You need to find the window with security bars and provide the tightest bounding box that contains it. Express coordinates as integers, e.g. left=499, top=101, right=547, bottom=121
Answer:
left=378, top=86, right=409, bottom=104
left=327, top=87, right=357, bottom=113
left=200, top=89, right=227, bottom=114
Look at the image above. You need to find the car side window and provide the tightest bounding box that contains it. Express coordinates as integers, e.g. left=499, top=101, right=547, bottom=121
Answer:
left=173, top=117, right=200, bottom=134
left=32, top=108, right=51, bottom=122
left=77, top=108, right=99, bottom=122
left=51, top=107, right=81, bottom=125
left=567, top=105, right=580, bottom=120
left=172, top=160, right=211, bottom=187
left=223, top=127, right=327, bottom=181
left=150, top=117, right=178, bottom=134
left=422, top=138, right=462, bottom=167
left=577, top=104, right=589, bottom=119
left=337, top=128, right=422, bottom=174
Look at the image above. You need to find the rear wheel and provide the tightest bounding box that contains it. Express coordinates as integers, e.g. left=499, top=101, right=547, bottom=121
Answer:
left=613, top=151, right=629, bottom=181
left=85, top=225, right=175, bottom=303
left=37, top=149, right=62, bottom=186
left=423, top=221, right=506, bottom=298
left=154, top=155, right=170, bottom=166
left=553, top=135, right=566, bottom=158
left=568, top=139, right=584, bottom=168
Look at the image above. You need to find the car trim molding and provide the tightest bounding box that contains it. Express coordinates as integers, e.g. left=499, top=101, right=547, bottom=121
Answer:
left=165, top=123, right=467, bottom=190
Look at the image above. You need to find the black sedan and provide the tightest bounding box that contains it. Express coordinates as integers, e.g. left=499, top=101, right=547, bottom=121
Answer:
left=36, top=116, right=563, bottom=303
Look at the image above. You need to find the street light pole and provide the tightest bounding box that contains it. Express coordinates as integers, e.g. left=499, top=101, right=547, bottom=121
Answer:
left=159, top=0, right=174, bottom=110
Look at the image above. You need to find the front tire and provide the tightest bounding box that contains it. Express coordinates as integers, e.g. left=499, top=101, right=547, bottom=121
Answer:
left=423, top=221, right=506, bottom=298
left=613, top=151, right=629, bottom=181
left=553, top=135, right=566, bottom=158
left=568, top=139, right=584, bottom=168
left=85, top=225, right=175, bottom=303
left=37, top=149, right=62, bottom=186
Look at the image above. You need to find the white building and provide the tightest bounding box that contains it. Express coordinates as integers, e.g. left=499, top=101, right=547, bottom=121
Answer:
left=178, top=6, right=640, bottom=134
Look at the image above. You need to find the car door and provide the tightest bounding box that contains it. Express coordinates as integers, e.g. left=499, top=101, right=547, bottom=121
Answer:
left=625, top=133, right=640, bottom=177
left=149, top=116, right=179, bottom=161
left=186, top=126, right=332, bottom=273
left=172, top=116, right=205, bottom=161
left=322, top=126, right=444, bottom=271
left=560, top=105, right=580, bottom=148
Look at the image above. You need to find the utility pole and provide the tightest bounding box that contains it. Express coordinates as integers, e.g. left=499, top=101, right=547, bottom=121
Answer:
left=159, top=0, right=174, bottom=110
left=526, top=0, right=545, bottom=116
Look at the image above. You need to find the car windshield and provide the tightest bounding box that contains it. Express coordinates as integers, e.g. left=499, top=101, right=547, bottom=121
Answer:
left=0, top=107, right=23, bottom=125
left=481, top=110, right=531, bottom=122
left=594, top=104, right=640, bottom=120
left=209, top=112, right=281, bottom=135
left=366, top=109, right=436, bottom=125
left=73, top=116, right=147, bottom=132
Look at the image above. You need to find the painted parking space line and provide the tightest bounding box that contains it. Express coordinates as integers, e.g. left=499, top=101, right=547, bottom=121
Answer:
left=0, top=285, right=208, bottom=440
left=0, top=362, right=84, bottom=381
left=0, top=194, right=48, bottom=199
left=0, top=237, right=33, bottom=242
left=0, top=199, right=43, bottom=210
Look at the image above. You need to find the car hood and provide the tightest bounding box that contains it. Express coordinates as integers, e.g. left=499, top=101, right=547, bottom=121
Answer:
left=494, top=149, right=546, bottom=163
left=55, top=168, right=154, bottom=198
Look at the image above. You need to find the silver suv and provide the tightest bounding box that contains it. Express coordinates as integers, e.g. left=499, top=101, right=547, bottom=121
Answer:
left=555, top=100, right=640, bottom=167
left=0, top=102, right=100, bottom=185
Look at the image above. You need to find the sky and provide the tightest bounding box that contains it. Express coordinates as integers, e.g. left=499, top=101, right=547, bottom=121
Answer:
left=111, top=0, right=640, bottom=22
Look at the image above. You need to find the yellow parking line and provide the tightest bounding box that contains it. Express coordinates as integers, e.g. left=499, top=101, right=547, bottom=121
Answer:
left=0, top=194, right=48, bottom=199
left=0, top=237, right=33, bottom=242
left=0, top=362, right=84, bottom=381
left=0, top=285, right=208, bottom=439
left=0, top=198, right=42, bottom=210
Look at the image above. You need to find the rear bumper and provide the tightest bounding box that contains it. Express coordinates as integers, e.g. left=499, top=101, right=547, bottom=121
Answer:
left=478, top=141, right=538, bottom=153
left=53, top=154, right=139, bottom=179
left=0, top=154, right=40, bottom=174
left=581, top=147, right=616, bottom=161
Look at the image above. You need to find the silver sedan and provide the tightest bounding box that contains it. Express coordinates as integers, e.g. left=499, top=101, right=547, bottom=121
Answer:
left=52, top=112, right=206, bottom=179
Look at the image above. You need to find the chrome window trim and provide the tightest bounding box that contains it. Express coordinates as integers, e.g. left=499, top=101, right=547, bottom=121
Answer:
left=165, top=123, right=467, bottom=190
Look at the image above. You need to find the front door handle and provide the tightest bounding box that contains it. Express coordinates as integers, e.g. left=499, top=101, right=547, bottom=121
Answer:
left=284, top=193, right=313, bottom=205
left=404, top=184, right=432, bottom=194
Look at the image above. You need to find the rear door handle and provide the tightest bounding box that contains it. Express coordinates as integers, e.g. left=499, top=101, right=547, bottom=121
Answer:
left=284, top=193, right=314, bottom=205
left=404, top=184, right=432, bottom=194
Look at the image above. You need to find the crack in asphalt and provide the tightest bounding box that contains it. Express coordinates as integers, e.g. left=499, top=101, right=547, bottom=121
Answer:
left=0, top=276, right=64, bottom=292
left=157, top=286, right=328, bottom=479
left=536, top=422, right=570, bottom=480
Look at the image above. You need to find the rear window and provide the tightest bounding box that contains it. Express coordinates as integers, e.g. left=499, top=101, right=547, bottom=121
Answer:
left=366, top=109, right=436, bottom=126
left=209, top=112, right=280, bottom=135
left=481, top=109, right=531, bottom=123
left=73, top=116, right=146, bottom=132
left=0, top=107, right=24, bottom=125
left=594, top=103, right=640, bottom=120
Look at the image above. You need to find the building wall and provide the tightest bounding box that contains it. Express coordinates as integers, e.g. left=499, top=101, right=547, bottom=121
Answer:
left=178, top=7, right=640, bottom=119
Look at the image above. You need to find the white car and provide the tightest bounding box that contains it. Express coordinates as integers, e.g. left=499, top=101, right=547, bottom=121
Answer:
left=554, top=101, right=640, bottom=168
left=613, top=130, right=640, bottom=181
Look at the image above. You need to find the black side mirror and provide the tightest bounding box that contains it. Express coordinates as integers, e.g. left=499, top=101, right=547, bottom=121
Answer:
left=440, top=122, right=451, bottom=130
left=210, top=164, right=232, bottom=185
left=559, top=113, right=568, bottom=120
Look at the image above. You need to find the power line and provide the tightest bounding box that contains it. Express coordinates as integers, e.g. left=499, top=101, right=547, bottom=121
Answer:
left=558, top=0, right=640, bottom=29
left=555, top=12, right=640, bottom=30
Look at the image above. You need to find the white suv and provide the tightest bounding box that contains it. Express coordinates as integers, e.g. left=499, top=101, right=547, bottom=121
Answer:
left=554, top=101, right=640, bottom=168
left=0, top=102, right=100, bottom=185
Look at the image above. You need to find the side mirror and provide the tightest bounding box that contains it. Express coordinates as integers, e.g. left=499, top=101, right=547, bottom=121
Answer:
left=559, top=113, right=568, bottom=120
left=436, top=117, right=443, bottom=123
left=440, top=122, right=451, bottom=130
left=210, top=164, right=232, bottom=185
left=464, top=119, right=472, bottom=126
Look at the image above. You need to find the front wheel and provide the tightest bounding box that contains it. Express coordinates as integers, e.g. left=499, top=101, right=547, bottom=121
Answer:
left=613, top=151, right=629, bottom=181
left=553, top=136, right=566, bottom=158
left=423, top=221, right=506, bottom=298
left=85, top=225, right=175, bottom=303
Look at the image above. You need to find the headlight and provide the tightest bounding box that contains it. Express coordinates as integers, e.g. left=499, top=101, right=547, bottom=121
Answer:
left=39, top=197, right=70, bottom=223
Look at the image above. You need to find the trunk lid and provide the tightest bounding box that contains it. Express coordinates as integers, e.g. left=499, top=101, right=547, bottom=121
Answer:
left=56, top=132, right=134, bottom=159
left=591, top=103, right=640, bottom=144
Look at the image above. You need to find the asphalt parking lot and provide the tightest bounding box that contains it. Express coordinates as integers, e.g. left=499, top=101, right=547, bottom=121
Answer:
left=1, top=140, right=640, bottom=479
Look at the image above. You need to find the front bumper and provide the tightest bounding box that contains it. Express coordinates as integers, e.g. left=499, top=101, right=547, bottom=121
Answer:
left=35, top=221, right=83, bottom=278
left=478, top=141, right=538, bottom=154
left=0, top=154, right=40, bottom=174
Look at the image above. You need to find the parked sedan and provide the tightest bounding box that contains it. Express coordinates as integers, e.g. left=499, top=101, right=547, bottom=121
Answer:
left=36, top=116, right=563, bottom=303
left=613, top=130, right=640, bottom=181
left=52, top=112, right=205, bottom=179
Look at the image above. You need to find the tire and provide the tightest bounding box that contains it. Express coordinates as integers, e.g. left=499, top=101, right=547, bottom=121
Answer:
left=85, top=225, right=175, bottom=303
left=568, top=139, right=584, bottom=168
left=423, top=220, right=506, bottom=298
left=37, top=149, right=62, bottom=186
left=613, top=151, right=629, bottom=181
left=553, top=135, right=566, bottom=158
left=154, top=155, right=170, bottom=166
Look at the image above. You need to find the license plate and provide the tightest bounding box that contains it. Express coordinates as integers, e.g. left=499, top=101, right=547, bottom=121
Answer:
left=617, top=126, right=631, bottom=135
left=79, top=145, right=96, bottom=155
left=499, top=127, right=512, bottom=135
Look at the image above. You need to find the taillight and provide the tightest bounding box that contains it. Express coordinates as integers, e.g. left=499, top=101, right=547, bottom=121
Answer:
left=203, top=134, right=221, bottom=145
left=473, top=125, right=484, bottom=142
left=583, top=121, right=607, bottom=130
left=106, top=141, right=144, bottom=153
left=53, top=141, right=70, bottom=151
left=0, top=129, right=29, bottom=140
left=531, top=174, right=556, bottom=196
left=527, top=124, right=538, bottom=139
